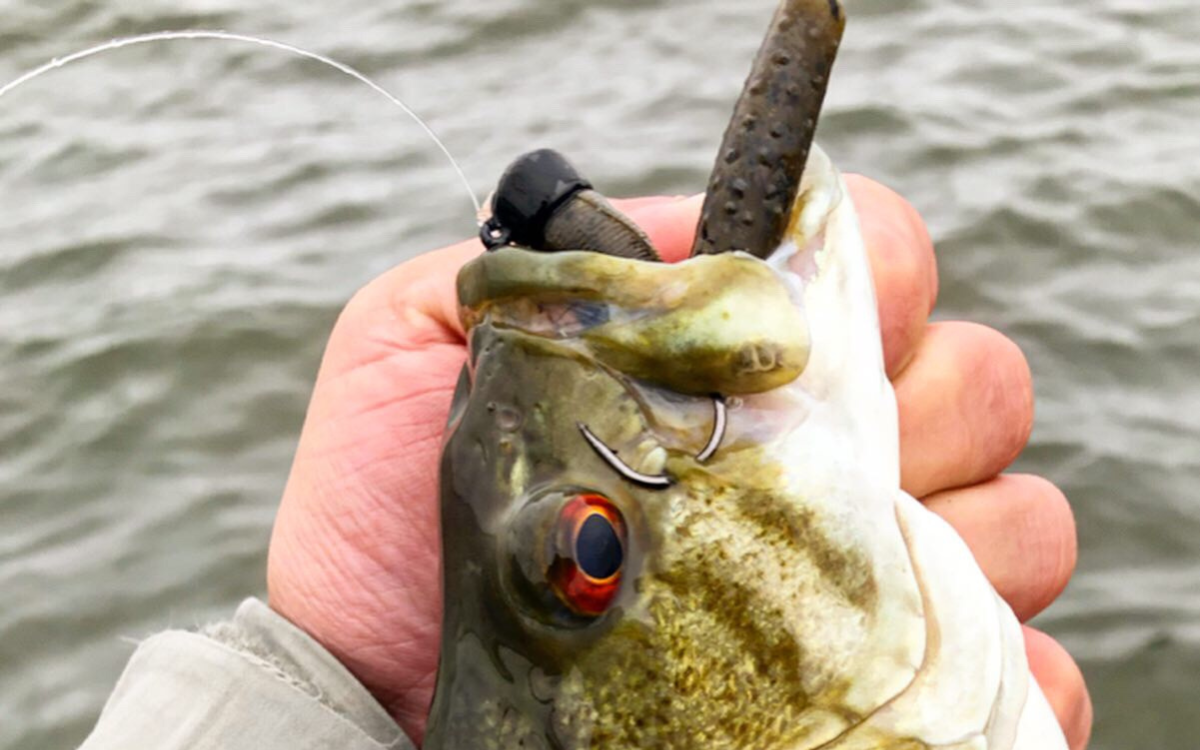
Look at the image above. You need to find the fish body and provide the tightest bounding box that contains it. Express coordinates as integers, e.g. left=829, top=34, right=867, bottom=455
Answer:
left=426, top=2, right=1069, bottom=748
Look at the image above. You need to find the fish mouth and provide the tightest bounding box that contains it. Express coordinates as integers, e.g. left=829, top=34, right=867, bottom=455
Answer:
left=456, top=247, right=812, bottom=397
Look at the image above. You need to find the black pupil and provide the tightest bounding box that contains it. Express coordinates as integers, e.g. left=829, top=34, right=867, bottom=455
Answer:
left=575, top=514, right=623, bottom=580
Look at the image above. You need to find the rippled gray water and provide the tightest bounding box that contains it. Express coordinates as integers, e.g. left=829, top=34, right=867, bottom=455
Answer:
left=1, top=0, right=1197, bottom=747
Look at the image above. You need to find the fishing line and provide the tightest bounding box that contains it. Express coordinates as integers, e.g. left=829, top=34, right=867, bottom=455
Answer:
left=0, top=30, right=482, bottom=217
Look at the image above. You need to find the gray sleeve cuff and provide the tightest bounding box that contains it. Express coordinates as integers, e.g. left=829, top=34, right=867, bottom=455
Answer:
left=80, top=598, right=415, bottom=750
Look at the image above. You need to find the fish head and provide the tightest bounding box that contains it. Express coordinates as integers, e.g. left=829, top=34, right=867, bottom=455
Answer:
left=424, top=0, right=1065, bottom=743
left=427, top=147, right=931, bottom=750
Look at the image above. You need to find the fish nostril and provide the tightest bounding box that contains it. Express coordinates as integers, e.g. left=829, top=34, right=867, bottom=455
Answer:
left=493, top=405, right=523, bottom=433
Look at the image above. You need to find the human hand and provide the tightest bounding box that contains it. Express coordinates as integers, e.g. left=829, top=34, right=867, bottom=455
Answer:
left=266, top=177, right=1092, bottom=749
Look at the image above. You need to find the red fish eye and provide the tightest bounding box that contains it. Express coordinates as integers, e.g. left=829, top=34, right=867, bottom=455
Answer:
left=549, top=494, right=627, bottom=617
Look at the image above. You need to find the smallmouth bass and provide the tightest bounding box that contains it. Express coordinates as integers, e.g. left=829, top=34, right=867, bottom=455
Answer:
left=427, top=2, right=1068, bottom=748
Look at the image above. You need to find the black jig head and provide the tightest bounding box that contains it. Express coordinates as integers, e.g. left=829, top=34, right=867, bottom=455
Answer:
left=481, top=149, right=661, bottom=262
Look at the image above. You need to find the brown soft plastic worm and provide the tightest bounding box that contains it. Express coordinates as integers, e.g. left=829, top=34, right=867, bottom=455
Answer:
left=692, top=0, right=845, bottom=259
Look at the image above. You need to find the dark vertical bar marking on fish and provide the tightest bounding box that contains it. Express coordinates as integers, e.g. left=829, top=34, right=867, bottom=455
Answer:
left=691, top=0, right=846, bottom=259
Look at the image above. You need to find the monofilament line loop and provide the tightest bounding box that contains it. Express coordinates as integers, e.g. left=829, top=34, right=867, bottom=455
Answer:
left=0, top=30, right=482, bottom=216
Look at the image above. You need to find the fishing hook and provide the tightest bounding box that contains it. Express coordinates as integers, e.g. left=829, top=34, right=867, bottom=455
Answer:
left=696, top=396, right=727, bottom=464
left=577, top=423, right=673, bottom=489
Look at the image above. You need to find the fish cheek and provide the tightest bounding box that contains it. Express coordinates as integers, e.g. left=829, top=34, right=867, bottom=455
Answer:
left=442, top=325, right=868, bottom=748
left=547, top=536, right=825, bottom=748
left=545, top=461, right=891, bottom=749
